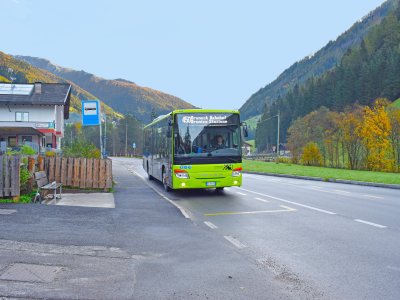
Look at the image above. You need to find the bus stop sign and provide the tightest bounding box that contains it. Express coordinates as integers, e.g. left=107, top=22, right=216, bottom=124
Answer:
left=82, top=100, right=101, bottom=126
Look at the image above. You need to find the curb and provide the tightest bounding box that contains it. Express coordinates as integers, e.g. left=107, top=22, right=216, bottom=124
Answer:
left=244, top=171, right=400, bottom=190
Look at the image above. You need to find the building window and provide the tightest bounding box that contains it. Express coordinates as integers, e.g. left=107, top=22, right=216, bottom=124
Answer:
left=8, top=136, right=17, bottom=147
left=16, top=112, right=29, bottom=122
left=22, top=136, right=32, bottom=143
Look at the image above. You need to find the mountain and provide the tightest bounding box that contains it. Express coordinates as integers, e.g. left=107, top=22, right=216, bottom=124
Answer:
left=240, top=0, right=397, bottom=121
left=0, top=51, right=122, bottom=121
left=15, top=56, right=195, bottom=123
left=256, top=1, right=400, bottom=151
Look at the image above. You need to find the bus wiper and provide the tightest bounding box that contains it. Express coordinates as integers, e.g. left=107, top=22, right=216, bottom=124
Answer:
left=223, top=157, right=240, bottom=163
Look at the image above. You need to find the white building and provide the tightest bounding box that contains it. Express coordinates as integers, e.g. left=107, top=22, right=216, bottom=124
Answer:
left=0, top=82, right=71, bottom=152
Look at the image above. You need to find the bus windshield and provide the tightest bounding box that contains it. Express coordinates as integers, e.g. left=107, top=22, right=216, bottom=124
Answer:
left=174, top=113, right=241, bottom=163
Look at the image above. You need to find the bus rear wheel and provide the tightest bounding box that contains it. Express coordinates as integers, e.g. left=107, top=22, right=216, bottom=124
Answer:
left=216, top=187, right=224, bottom=192
left=162, top=170, right=171, bottom=192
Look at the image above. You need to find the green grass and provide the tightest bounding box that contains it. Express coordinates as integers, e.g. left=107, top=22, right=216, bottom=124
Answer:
left=243, top=160, right=400, bottom=185
left=391, top=98, right=400, bottom=108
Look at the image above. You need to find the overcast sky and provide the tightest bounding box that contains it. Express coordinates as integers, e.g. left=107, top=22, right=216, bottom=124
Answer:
left=3, top=0, right=386, bottom=109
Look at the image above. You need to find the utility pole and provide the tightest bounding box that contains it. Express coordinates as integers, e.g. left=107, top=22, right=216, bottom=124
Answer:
left=125, top=119, right=128, bottom=157
left=103, top=116, right=107, bottom=157
left=276, top=111, right=280, bottom=163
left=99, top=115, right=103, bottom=159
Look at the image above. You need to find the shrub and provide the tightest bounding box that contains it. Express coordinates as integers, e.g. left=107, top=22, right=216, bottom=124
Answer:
left=45, top=151, right=55, bottom=157
left=301, top=142, right=323, bottom=166
left=63, top=140, right=101, bottom=158
left=20, top=165, right=31, bottom=193
left=277, top=156, right=292, bottom=164
left=21, top=145, right=36, bottom=155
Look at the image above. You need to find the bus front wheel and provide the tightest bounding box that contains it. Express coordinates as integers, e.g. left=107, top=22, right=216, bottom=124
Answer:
left=162, top=170, right=171, bottom=192
left=147, top=163, right=153, bottom=180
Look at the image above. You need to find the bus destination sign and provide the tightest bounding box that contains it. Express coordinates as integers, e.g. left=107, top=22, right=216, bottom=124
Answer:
left=182, top=115, right=228, bottom=125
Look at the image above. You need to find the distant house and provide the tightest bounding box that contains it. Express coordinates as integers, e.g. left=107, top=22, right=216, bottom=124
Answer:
left=0, top=82, right=71, bottom=152
left=242, top=141, right=252, bottom=156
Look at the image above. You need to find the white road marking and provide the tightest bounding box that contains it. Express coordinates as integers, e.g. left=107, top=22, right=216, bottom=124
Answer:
left=0, top=209, right=17, bottom=215
left=362, top=194, right=384, bottom=199
left=131, top=170, right=191, bottom=219
left=387, top=266, right=400, bottom=272
left=309, top=185, right=324, bottom=189
left=204, top=221, right=218, bottom=229
left=237, top=187, right=337, bottom=215
left=236, top=192, right=247, bottom=196
left=354, top=219, right=387, bottom=229
left=333, top=189, right=351, bottom=194
left=204, top=207, right=296, bottom=216
left=224, top=236, right=247, bottom=249
left=224, top=188, right=231, bottom=191
left=280, top=205, right=296, bottom=211
left=254, top=197, right=269, bottom=203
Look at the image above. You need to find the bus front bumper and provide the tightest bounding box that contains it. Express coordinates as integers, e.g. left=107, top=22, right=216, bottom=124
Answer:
left=172, top=175, right=242, bottom=189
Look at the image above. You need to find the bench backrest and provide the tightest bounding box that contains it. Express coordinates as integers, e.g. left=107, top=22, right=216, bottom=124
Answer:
left=35, top=171, right=49, bottom=188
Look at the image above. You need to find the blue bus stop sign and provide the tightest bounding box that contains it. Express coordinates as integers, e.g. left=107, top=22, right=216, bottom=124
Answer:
left=82, top=100, right=101, bottom=126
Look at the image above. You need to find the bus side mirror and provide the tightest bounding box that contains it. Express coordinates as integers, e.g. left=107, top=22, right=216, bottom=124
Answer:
left=167, top=120, right=172, bottom=138
left=241, top=122, right=248, bottom=138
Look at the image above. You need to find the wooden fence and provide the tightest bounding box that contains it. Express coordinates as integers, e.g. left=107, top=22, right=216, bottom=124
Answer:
left=43, top=157, right=113, bottom=190
left=0, top=155, right=20, bottom=197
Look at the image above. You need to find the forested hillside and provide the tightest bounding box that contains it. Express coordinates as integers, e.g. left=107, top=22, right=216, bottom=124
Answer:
left=0, top=51, right=122, bottom=120
left=240, top=0, right=396, bottom=120
left=256, top=3, right=400, bottom=152
left=16, top=56, right=195, bottom=124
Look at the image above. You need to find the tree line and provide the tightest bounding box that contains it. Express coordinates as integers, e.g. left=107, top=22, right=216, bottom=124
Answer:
left=256, top=6, right=400, bottom=153
left=286, top=99, right=400, bottom=172
left=63, top=115, right=143, bottom=157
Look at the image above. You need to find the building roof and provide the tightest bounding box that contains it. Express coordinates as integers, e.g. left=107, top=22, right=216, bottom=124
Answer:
left=0, top=127, right=44, bottom=136
left=0, top=83, right=71, bottom=119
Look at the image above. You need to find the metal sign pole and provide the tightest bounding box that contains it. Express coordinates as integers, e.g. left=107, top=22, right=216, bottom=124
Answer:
left=99, top=111, right=103, bottom=159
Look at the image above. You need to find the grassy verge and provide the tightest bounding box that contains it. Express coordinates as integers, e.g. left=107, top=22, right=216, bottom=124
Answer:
left=243, top=160, right=400, bottom=185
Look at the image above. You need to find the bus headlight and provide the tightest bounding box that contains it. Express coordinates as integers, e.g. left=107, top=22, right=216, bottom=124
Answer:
left=232, top=167, right=242, bottom=177
left=174, top=169, right=190, bottom=179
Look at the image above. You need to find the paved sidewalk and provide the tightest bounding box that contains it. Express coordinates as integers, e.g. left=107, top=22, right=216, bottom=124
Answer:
left=0, top=158, right=294, bottom=300
left=43, top=193, right=115, bottom=208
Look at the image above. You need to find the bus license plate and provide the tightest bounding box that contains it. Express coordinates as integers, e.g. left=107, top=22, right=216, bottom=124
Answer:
left=206, top=182, right=216, bottom=187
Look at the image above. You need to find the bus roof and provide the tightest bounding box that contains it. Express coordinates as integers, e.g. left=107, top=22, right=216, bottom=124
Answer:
left=144, top=109, right=240, bottom=128
left=172, top=109, right=239, bottom=114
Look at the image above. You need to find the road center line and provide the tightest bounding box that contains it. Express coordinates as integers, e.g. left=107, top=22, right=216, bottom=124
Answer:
left=362, top=194, right=384, bottom=199
left=333, top=189, right=351, bottom=194
left=204, top=221, right=218, bottom=229
left=354, top=219, right=387, bottom=228
left=224, top=236, right=247, bottom=249
left=236, top=192, right=247, bottom=196
left=0, top=209, right=17, bottom=215
left=254, top=197, right=269, bottom=203
left=204, top=207, right=296, bottom=216
left=236, top=187, right=337, bottom=215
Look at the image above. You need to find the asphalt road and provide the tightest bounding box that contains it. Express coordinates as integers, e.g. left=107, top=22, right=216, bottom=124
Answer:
left=1, top=157, right=298, bottom=300
left=129, top=158, right=400, bottom=300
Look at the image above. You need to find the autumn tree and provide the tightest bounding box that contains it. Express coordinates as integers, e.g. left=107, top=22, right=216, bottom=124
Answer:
left=340, top=105, right=364, bottom=170
left=358, top=99, right=394, bottom=171
left=301, top=142, right=323, bottom=166
left=388, top=106, right=400, bottom=171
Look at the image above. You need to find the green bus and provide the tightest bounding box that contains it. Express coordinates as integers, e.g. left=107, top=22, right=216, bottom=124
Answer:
left=143, top=109, right=247, bottom=191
